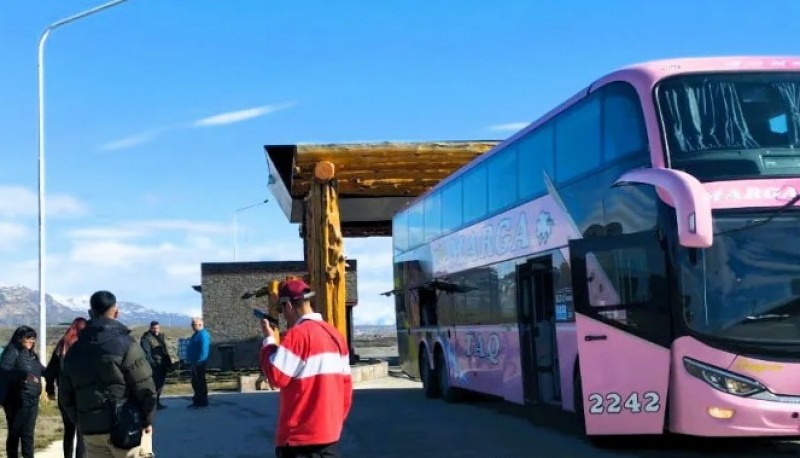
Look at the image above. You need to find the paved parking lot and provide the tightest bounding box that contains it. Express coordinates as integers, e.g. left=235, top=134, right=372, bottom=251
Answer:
left=41, top=375, right=800, bottom=457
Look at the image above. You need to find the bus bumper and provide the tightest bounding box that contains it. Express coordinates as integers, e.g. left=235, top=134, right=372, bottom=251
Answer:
left=670, top=338, right=800, bottom=437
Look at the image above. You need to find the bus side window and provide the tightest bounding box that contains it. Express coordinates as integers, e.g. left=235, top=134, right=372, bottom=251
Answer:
left=462, top=163, right=488, bottom=224
left=518, top=125, right=554, bottom=200
left=603, top=83, right=648, bottom=162
left=555, top=94, right=601, bottom=183
left=419, top=287, right=438, bottom=327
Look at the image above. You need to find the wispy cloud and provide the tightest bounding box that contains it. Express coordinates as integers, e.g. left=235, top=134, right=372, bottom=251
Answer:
left=99, top=130, right=161, bottom=151
left=0, top=186, right=88, bottom=218
left=67, top=219, right=231, bottom=240
left=192, top=102, right=296, bottom=127
left=488, top=122, right=529, bottom=132
left=0, top=222, right=28, bottom=252
left=98, top=102, right=296, bottom=151
left=0, top=220, right=399, bottom=324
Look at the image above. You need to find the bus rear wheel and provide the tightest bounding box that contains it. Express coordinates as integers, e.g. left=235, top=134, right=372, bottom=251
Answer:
left=419, top=348, right=440, bottom=398
left=435, top=347, right=459, bottom=403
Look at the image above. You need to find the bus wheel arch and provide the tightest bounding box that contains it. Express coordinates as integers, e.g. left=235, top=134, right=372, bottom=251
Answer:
left=573, top=357, right=621, bottom=448
left=573, top=358, right=584, bottom=421
left=419, top=343, right=440, bottom=398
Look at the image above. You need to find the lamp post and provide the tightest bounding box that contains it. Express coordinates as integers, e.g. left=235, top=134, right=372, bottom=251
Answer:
left=37, top=0, right=131, bottom=363
left=233, top=199, right=269, bottom=261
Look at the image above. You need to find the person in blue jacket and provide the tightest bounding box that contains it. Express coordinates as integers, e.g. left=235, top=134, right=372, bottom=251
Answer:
left=187, top=317, right=211, bottom=408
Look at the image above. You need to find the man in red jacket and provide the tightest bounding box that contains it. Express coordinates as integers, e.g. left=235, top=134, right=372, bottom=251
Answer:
left=259, top=278, right=353, bottom=458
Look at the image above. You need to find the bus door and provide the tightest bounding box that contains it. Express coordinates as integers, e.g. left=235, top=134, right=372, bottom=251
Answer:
left=517, top=256, right=558, bottom=405
left=569, top=229, right=672, bottom=435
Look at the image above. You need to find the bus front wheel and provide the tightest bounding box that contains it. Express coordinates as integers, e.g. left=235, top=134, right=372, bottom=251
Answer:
left=574, top=369, right=619, bottom=448
left=419, top=348, right=440, bottom=398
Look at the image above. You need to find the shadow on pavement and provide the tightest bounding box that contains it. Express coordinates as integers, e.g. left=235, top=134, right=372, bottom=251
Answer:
left=149, top=383, right=800, bottom=458
left=457, top=391, right=800, bottom=457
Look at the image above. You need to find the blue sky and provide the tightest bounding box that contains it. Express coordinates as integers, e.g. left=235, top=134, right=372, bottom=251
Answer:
left=0, top=0, right=797, bottom=325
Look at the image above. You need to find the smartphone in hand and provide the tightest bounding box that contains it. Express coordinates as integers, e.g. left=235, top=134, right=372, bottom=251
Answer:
left=252, top=308, right=279, bottom=327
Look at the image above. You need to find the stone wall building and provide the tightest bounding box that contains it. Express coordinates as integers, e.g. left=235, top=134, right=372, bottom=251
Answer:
left=195, top=260, right=358, bottom=370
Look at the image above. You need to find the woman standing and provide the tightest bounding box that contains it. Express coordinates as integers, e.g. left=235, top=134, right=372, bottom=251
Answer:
left=45, top=317, right=87, bottom=458
left=0, top=326, right=44, bottom=458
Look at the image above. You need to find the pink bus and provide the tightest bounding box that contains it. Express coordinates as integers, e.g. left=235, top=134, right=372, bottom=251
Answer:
left=389, top=56, right=800, bottom=443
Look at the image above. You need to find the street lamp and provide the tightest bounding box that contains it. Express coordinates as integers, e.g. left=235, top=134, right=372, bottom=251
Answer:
left=37, top=0, right=132, bottom=363
left=233, top=199, right=269, bottom=261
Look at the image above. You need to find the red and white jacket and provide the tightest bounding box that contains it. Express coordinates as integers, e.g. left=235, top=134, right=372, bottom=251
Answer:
left=259, top=313, right=353, bottom=447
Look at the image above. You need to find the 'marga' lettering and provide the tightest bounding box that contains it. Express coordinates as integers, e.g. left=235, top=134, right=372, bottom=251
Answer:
left=437, top=211, right=531, bottom=269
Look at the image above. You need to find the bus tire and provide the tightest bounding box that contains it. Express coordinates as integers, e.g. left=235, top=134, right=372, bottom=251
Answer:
left=573, top=368, right=587, bottom=432
left=435, top=346, right=459, bottom=403
left=574, top=369, right=618, bottom=448
left=419, top=347, right=440, bottom=398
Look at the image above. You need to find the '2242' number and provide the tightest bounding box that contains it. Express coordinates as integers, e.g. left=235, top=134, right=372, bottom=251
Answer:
left=587, top=392, right=661, bottom=414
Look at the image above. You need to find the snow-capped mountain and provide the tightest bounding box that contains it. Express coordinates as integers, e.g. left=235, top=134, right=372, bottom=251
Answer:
left=0, top=286, right=192, bottom=327
left=50, top=294, right=90, bottom=312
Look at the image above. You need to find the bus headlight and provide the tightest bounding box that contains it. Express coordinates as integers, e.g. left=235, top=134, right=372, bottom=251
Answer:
left=683, top=357, right=766, bottom=397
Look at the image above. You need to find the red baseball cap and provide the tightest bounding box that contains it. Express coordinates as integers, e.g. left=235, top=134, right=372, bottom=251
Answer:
left=278, top=278, right=315, bottom=303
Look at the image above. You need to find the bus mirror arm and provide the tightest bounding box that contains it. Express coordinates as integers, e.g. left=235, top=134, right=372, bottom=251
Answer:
left=613, top=168, right=713, bottom=249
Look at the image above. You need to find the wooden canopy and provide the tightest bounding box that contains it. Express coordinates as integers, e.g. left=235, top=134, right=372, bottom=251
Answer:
left=264, top=141, right=498, bottom=237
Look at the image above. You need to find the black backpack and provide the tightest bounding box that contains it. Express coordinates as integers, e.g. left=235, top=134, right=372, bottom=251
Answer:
left=105, top=345, right=143, bottom=450
left=107, top=392, right=143, bottom=449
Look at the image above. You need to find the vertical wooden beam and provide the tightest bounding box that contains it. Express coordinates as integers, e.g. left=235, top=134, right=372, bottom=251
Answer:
left=304, top=161, right=348, bottom=342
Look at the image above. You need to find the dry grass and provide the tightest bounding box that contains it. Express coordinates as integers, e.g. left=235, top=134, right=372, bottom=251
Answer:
left=0, top=325, right=397, bottom=454
left=161, top=380, right=238, bottom=396
left=0, top=377, right=240, bottom=457
left=0, top=397, right=64, bottom=458
left=0, top=325, right=194, bottom=456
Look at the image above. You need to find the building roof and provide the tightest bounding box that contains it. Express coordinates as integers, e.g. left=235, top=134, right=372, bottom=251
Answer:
left=263, top=141, right=498, bottom=237
left=200, top=260, right=357, bottom=275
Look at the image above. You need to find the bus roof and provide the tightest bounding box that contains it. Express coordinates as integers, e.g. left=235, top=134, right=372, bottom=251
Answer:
left=401, top=55, right=800, bottom=211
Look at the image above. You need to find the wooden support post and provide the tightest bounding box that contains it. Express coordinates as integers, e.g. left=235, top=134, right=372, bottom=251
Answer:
left=304, top=161, right=348, bottom=343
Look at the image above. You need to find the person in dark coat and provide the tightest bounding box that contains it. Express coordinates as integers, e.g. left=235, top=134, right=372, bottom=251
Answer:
left=60, top=290, right=157, bottom=457
left=0, top=326, right=45, bottom=458
left=45, top=317, right=88, bottom=458
left=140, top=321, right=172, bottom=409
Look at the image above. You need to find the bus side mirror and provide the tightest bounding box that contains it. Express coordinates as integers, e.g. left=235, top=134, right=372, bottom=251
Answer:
left=612, top=168, right=712, bottom=249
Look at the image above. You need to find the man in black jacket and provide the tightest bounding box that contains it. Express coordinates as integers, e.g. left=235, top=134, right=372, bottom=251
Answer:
left=60, top=291, right=157, bottom=458
left=140, top=321, right=171, bottom=410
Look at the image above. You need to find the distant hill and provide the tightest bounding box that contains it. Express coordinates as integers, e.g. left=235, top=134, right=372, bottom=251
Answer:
left=354, top=324, right=396, bottom=338
left=0, top=285, right=192, bottom=328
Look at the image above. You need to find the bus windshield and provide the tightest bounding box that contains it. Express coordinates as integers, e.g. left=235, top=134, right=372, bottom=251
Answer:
left=680, top=211, right=800, bottom=344
left=656, top=72, right=800, bottom=181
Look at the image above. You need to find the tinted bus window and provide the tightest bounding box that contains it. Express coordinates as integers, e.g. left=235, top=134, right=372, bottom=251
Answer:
left=463, top=163, right=488, bottom=224
left=407, top=202, right=424, bottom=248
left=488, top=145, right=518, bottom=213
left=604, top=84, right=647, bottom=162
left=496, top=261, right=517, bottom=322
left=424, top=191, right=442, bottom=242
left=518, top=125, right=555, bottom=199
left=556, top=95, right=601, bottom=182
left=441, top=179, right=463, bottom=234
left=393, top=211, right=408, bottom=253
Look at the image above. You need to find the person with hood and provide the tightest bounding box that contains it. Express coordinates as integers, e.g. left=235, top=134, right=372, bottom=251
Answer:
left=60, top=290, right=157, bottom=458
left=0, top=325, right=45, bottom=458
left=45, top=316, right=88, bottom=458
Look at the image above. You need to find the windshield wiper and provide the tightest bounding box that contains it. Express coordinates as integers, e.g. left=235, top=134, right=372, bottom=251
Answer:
left=714, top=194, right=800, bottom=236
left=742, top=313, right=790, bottom=323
